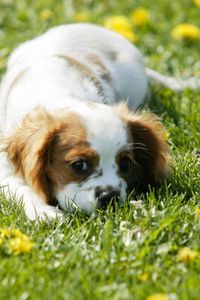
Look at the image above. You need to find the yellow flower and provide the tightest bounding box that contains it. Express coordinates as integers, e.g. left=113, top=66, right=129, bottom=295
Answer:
left=105, top=15, right=132, bottom=31
left=8, top=235, right=34, bottom=255
left=193, top=0, right=200, bottom=7
left=177, top=247, right=198, bottom=262
left=161, top=130, right=169, bottom=141
left=0, top=227, right=34, bottom=254
left=74, top=11, right=91, bottom=22
left=131, top=8, right=150, bottom=27
left=195, top=207, right=200, bottom=217
left=104, top=15, right=138, bottom=42
left=11, top=228, right=26, bottom=238
left=117, top=28, right=138, bottom=42
left=171, top=23, right=200, bottom=41
left=194, top=69, right=200, bottom=77
left=146, top=293, right=169, bottom=300
left=139, top=272, right=148, bottom=282
left=0, top=237, right=3, bottom=246
left=40, top=9, right=54, bottom=21
left=0, top=228, right=10, bottom=238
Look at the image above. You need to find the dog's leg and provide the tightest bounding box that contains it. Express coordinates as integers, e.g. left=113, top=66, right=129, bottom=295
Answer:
left=146, top=67, right=200, bottom=91
left=0, top=153, right=63, bottom=221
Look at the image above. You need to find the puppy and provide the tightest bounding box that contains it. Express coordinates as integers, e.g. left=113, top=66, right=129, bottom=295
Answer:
left=0, top=23, right=199, bottom=220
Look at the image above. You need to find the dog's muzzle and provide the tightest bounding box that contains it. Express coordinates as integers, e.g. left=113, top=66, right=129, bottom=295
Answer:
left=95, top=187, right=120, bottom=209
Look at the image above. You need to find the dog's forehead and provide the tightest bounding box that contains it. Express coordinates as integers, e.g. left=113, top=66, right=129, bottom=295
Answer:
left=81, top=104, right=128, bottom=154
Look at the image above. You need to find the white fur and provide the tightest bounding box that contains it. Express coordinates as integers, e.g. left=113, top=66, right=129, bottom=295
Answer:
left=0, top=23, right=199, bottom=220
left=0, top=24, right=148, bottom=134
left=0, top=153, right=62, bottom=220
left=57, top=104, right=128, bottom=213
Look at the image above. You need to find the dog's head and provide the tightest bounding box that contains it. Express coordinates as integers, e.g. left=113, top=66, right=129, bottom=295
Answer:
left=5, top=102, right=169, bottom=213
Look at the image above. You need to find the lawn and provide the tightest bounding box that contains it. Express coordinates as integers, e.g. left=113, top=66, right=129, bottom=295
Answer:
left=0, top=0, right=200, bottom=300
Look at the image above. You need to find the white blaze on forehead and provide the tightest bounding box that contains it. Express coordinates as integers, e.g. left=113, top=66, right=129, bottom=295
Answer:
left=64, top=101, right=128, bottom=151
left=82, top=104, right=128, bottom=157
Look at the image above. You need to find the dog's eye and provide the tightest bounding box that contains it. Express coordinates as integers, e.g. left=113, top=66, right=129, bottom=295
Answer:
left=70, top=160, right=89, bottom=173
left=118, top=156, right=132, bottom=173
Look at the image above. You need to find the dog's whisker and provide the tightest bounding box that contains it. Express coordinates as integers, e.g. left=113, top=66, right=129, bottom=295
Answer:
left=132, top=147, right=149, bottom=151
left=126, top=143, right=148, bottom=152
left=127, top=142, right=146, bottom=147
left=128, top=142, right=146, bottom=146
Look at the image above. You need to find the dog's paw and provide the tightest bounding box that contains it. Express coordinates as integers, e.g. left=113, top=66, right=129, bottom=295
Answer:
left=25, top=204, right=63, bottom=222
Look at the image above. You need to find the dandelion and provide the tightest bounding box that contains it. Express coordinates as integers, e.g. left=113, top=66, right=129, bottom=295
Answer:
left=177, top=247, right=198, bottom=262
left=194, top=69, right=200, bottom=77
left=171, top=23, right=200, bottom=41
left=139, top=272, right=148, bottom=282
left=11, top=228, right=26, bottom=238
left=117, top=28, right=138, bottom=42
left=195, top=207, right=200, bottom=217
left=0, top=227, right=34, bottom=255
left=131, top=8, right=150, bottom=27
left=104, top=15, right=138, bottom=42
left=0, top=237, right=3, bottom=246
left=74, top=11, right=91, bottom=22
left=161, top=130, right=169, bottom=141
left=146, top=293, right=169, bottom=300
left=105, top=15, right=132, bottom=31
left=0, top=228, right=10, bottom=238
left=40, top=9, right=54, bottom=21
left=193, top=0, right=200, bottom=7
left=8, top=235, right=34, bottom=255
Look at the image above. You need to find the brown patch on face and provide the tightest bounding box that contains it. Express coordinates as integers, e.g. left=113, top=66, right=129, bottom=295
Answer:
left=114, top=103, right=170, bottom=191
left=47, top=141, right=99, bottom=191
left=54, top=54, right=105, bottom=97
left=4, top=107, right=99, bottom=205
left=116, top=148, right=137, bottom=182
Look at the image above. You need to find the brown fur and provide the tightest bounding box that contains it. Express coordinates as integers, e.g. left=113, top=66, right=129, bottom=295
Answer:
left=4, top=107, right=96, bottom=204
left=54, top=54, right=105, bottom=97
left=87, top=53, right=113, bottom=84
left=47, top=140, right=99, bottom=192
left=114, top=103, right=169, bottom=190
left=4, top=103, right=169, bottom=206
left=115, top=148, right=136, bottom=182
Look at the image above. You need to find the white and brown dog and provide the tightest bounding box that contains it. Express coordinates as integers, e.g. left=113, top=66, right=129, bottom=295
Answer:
left=0, top=23, right=199, bottom=220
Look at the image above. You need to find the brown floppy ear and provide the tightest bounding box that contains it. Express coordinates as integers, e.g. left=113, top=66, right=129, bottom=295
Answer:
left=115, top=103, right=170, bottom=190
left=4, top=107, right=63, bottom=205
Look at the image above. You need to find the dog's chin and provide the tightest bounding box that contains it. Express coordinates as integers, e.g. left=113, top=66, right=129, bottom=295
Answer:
left=56, top=184, right=98, bottom=214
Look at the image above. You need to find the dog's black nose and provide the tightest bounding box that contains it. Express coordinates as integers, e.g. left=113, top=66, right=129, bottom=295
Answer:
left=95, top=188, right=120, bottom=209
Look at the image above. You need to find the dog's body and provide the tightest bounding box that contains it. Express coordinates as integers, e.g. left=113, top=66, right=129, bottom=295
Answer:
left=0, top=24, right=199, bottom=220
left=0, top=23, right=149, bottom=133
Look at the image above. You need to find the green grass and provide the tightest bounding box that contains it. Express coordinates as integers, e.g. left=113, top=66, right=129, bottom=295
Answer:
left=0, top=0, right=200, bottom=299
